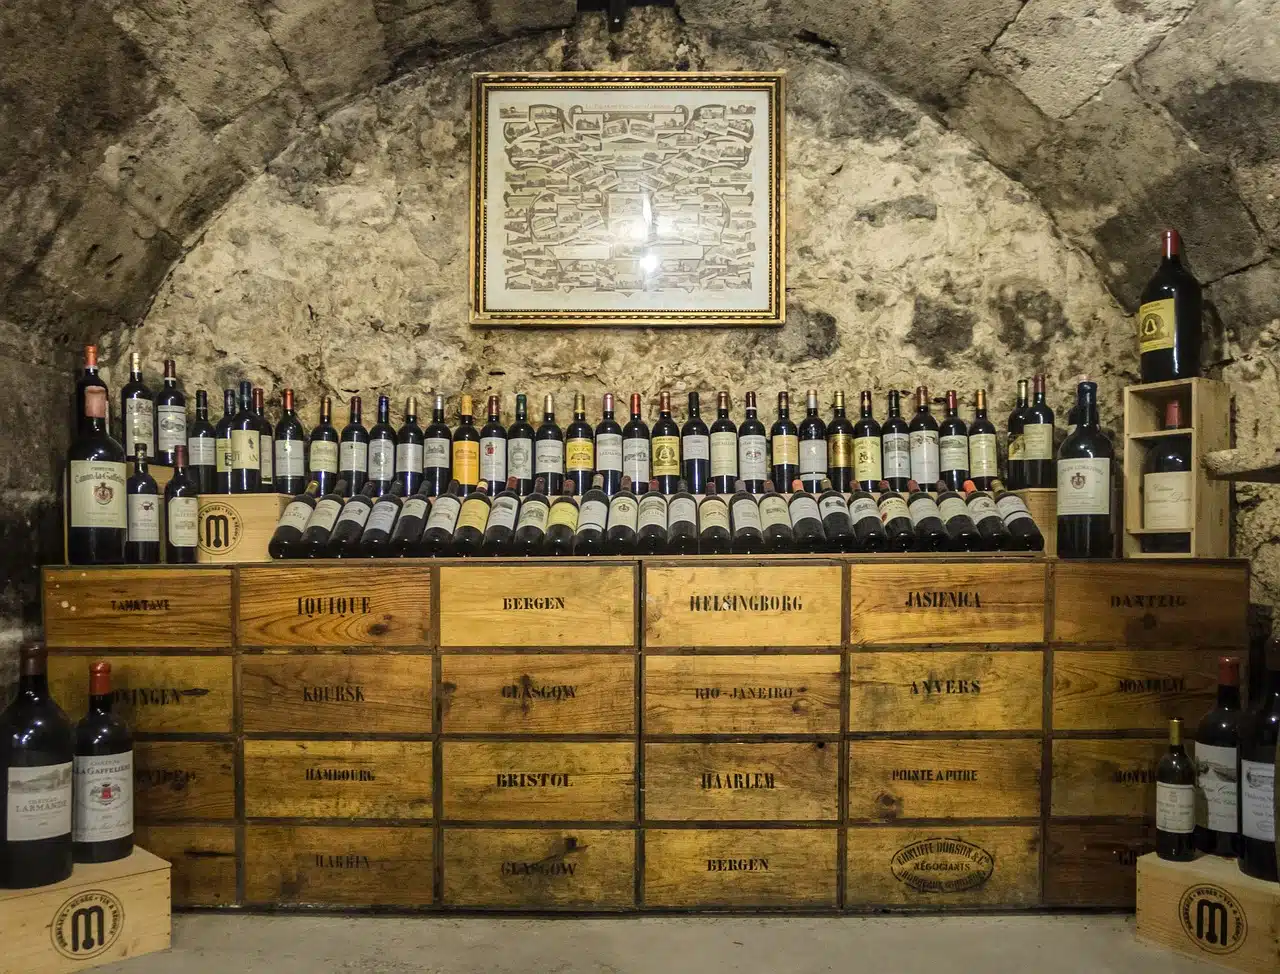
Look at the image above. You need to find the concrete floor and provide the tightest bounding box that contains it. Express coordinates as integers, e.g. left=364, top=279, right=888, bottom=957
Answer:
left=98, top=913, right=1222, bottom=973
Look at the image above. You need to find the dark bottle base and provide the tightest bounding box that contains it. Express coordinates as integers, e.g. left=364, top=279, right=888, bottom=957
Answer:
left=1155, top=830, right=1197, bottom=862
left=2, top=837, right=73, bottom=888
left=1239, top=837, right=1278, bottom=881
left=74, top=835, right=134, bottom=864
left=1195, top=827, right=1238, bottom=858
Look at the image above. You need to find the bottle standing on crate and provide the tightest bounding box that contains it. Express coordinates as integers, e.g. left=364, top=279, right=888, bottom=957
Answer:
left=453, top=395, right=481, bottom=497
left=1238, top=637, right=1280, bottom=881
left=697, top=483, right=732, bottom=555
left=253, top=388, right=274, bottom=493
left=451, top=480, right=492, bottom=556
left=72, top=662, right=133, bottom=864
left=307, top=396, right=339, bottom=496
left=968, top=390, right=999, bottom=491
left=155, top=359, right=186, bottom=467
left=827, top=391, right=856, bottom=493
left=214, top=389, right=236, bottom=494
left=850, top=391, right=881, bottom=493
left=480, top=396, right=508, bottom=495
left=268, top=481, right=321, bottom=559
left=737, top=393, right=768, bottom=495
left=605, top=476, right=639, bottom=554
left=396, top=397, right=425, bottom=496
left=422, top=394, right=452, bottom=496
left=908, top=386, right=940, bottom=489
left=120, top=351, right=154, bottom=462
left=511, top=477, right=550, bottom=555
left=882, top=390, right=911, bottom=492
left=0, top=644, right=74, bottom=888
left=709, top=392, right=738, bottom=494
left=126, top=444, right=161, bottom=564
left=636, top=481, right=669, bottom=554
left=273, top=389, right=307, bottom=496
left=906, top=479, right=949, bottom=552
left=990, top=480, right=1045, bottom=551
left=543, top=483, right=579, bottom=557
left=481, top=477, right=522, bottom=556
left=420, top=480, right=463, bottom=557
left=1023, top=374, right=1055, bottom=488
left=665, top=480, right=699, bottom=555
left=935, top=480, right=985, bottom=552
left=565, top=393, right=595, bottom=496
left=729, top=479, right=765, bottom=554
left=651, top=392, right=681, bottom=495
left=1139, top=229, right=1202, bottom=382
left=389, top=482, right=432, bottom=557
left=328, top=482, right=379, bottom=557
left=621, top=394, right=650, bottom=496
left=1056, top=381, right=1114, bottom=558
left=574, top=474, right=609, bottom=555
left=769, top=392, right=799, bottom=493
left=1155, top=718, right=1197, bottom=861
left=508, top=394, right=536, bottom=496
left=299, top=478, right=349, bottom=557
left=75, top=344, right=109, bottom=435
left=1194, top=656, right=1241, bottom=858
left=681, top=392, right=711, bottom=495
left=367, top=395, right=397, bottom=497
left=938, top=390, right=969, bottom=491
left=230, top=381, right=261, bottom=494
left=339, top=396, right=369, bottom=497
left=758, top=480, right=794, bottom=553
left=360, top=481, right=404, bottom=557
left=68, top=387, right=127, bottom=565
left=1006, top=379, right=1029, bottom=490
left=165, top=445, right=200, bottom=564
left=961, top=480, right=1013, bottom=551
left=797, top=390, right=827, bottom=494
left=187, top=390, right=217, bottom=494
left=818, top=479, right=859, bottom=553
left=534, top=394, right=565, bottom=496
left=1142, top=399, right=1192, bottom=554
left=788, top=479, right=826, bottom=553
left=595, top=394, right=623, bottom=496
left=876, top=481, right=917, bottom=552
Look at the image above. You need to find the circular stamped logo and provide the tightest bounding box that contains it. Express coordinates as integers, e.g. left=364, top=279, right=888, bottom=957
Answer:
left=1179, top=884, right=1247, bottom=955
left=197, top=500, right=243, bottom=554
left=890, top=838, right=995, bottom=894
left=51, top=889, right=124, bottom=960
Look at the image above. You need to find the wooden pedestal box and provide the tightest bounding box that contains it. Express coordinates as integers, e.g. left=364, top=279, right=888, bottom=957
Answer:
left=0, top=848, right=170, bottom=974
left=196, top=494, right=289, bottom=563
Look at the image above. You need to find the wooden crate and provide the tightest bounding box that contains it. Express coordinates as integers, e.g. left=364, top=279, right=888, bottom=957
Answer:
left=1122, top=378, right=1231, bottom=559
left=196, top=493, right=289, bottom=563
left=0, top=847, right=170, bottom=973
left=1014, top=488, right=1057, bottom=557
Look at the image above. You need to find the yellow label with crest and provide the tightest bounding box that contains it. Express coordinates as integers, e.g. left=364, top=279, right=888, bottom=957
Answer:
left=1138, top=298, right=1175, bottom=353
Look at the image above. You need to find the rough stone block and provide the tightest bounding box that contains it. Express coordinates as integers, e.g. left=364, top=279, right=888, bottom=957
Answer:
left=1138, top=0, right=1280, bottom=102
left=1209, top=259, right=1280, bottom=351
left=260, top=0, right=390, bottom=111
left=489, top=0, right=577, bottom=34
left=946, top=72, right=1054, bottom=172
left=382, top=0, right=487, bottom=61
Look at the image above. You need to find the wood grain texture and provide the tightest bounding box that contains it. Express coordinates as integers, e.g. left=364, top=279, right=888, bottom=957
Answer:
left=442, top=742, right=635, bottom=822
left=241, top=653, right=433, bottom=734
left=134, top=824, right=238, bottom=907
left=644, top=742, right=839, bottom=821
left=848, top=651, right=1043, bottom=733
left=244, top=825, right=434, bottom=907
left=643, top=828, right=837, bottom=907
left=439, top=564, right=636, bottom=648
left=644, top=654, right=841, bottom=735
left=196, top=494, right=289, bottom=563
left=46, top=653, right=233, bottom=734
left=1050, top=738, right=1166, bottom=818
left=134, top=741, right=236, bottom=821
left=845, top=825, right=1041, bottom=907
left=1051, top=561, right=1247, bottom=646
left=1044, top=822, right=1154, bottom=907
left=644, top=565, right=842, bottom=648
left=43, top=567, right=232, bottom=648
left=849, top=562, right=1047, bottom=646
left=848, top=739, right=1042, bottom=823
left=442, top=828, right=635, bottom=908
left=238, top=565, right=433, bottom=647
left=243, top=740, right=433, bottom=819
left=440, top=654, right=634, bottom=734
left=1051, top=650, right=1220, bottom=731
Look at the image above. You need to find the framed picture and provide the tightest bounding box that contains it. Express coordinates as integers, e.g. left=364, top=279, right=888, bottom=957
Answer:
left=470, top=71, right=785, bottom=327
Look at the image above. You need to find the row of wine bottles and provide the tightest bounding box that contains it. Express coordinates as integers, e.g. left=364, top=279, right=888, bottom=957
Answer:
left=1154, top=650, right=1280, bottom=884
left=1, top=648, right=133, bottom=889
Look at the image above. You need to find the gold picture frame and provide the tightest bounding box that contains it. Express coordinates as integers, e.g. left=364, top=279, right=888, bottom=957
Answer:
left=470, top=71, right=786, bottom=327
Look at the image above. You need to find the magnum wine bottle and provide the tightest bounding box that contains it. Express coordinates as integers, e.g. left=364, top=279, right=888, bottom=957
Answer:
left=621, top=394, right=650, bottom=495
left=737, top=393, right=768, bottom=494
left=307, top=395, right=339, bottom=496
left=273, top=389, right=307, bottom=496
left=1006, top=379, right=1029, bottom=490
left=665, top=480, right=699, bottom=555
left=299, top=478, right=348, bottom=557
left=68, top=387, right=127, bottom=565
left=1155, top=718, right=1197, bottom=862
left=165, top=445, right=200, bottom=564
left=636, top=480, right=668, bottom=553
left=422, top=394, right=452, bottom=496
left=758, top=480, right=794, bottom=553
left=573, top=473, right=609, bottom=555
left=481, top=477, right=521, bottom=556
left=187, top=389, right=217, bottom=493
left=1193, top=656, right=1241, bottom=858
left=367, top=394, right=397, bottom=497
left=770, top=393, right=799, bottom=492
left=511, top=476, right=550, bottom=555
left=681, top=392, right=710, bottom=494
left=328, top=482, right=379, bottom=557
left=360, top=481, right=404, bottom=557
left=452, top=480, right=492, bottom=556
left=120, top=351, right=154, bottom=462
left=126, top=445, right=161, bottom=565
left=534, top=394, right=564, bottom=497
left=268, top=480, right=321, bottom=559
left=420, top=479, right=462, bottom=556
left=651, top=392, right=681, bottom=495
left=543, top=483, right=579, bottom=556
left=595, top=394, right=623, bottom=496
left=155, top=358, right=186, bottom=467
left=565, top=393, right=595, bottom=496
left=876, top=481, right=916, bottom=552
left=938, top=390, right=969, bottom=491
left=72, top=662, right=133, bottom=864
left=906, top=479, right=948, bottom=552
left=697, top=483, right=731, bottom=555
left=508, top=394, right=536, bottom=496
left=453, top=395, right=481, bottom=496
left=1139, top=229, right=1202, bottom=382
left=1056, top=381, right=1114, bottom=558
left=709, top=392, right=738, bottom=494
left=480, top=397, right=508, bottom=493
left=75, top=344, right=108, bottom=435
left=339, top=396, right=369, bottom=496
left=605, top=476, right=639, bottom=554
left=1238, top=638, right=1280, bottom=881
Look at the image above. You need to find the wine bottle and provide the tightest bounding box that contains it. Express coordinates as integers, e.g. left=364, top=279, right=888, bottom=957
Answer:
left=788, top=478, right=826, bottom=553
left=481, top=477, right=521, bottom=556
left=818, top=391, right=853, bottom=494
left=543, top=483, right=579, bottom=556
left=1023, top=374, right=1055, bottom=488
left=230, top=381, right=261, bottom=493
left=508, top=394, right=536, bottom=496
left=453, top=395, right=481, bottom=496
left=214, top=388, right=235, bottom=494
left=606, top=476, right=639, bottom=554
left=512, top=476, right=550, bottom=555
left=848, top=391, right=880, bottom=493
left=968, top=390, right=999, bottom=491
left=307, top=395, right=339, bottom=496
left=1142, top=399, right=1192, bottom=554
left=844, top=484, right=886, bottom=553
left=68, top=387, right=127, bottom=566
left=730, top=479, right=765, bottom=554
left=420, top=479, right=463, bottom=556
left=709, top=391, right=738, bottom=494
left=1155, top=718, right=1197, bottom=862
left=759, top=480, right=794, bottom=553
left=876, top=481, right=916, bottom=552
left=273, top=389, right=307, bottom=496
left=1056, top=381, right=1113, bottom=558
left=595, top=394, right=623, bottom=496
left=534, top=393, right=565, bottom=496
left=906, top=479, right=948, bottom=552
left=423, top=394, right=452, bottom=496
left=961, top=480, right=1012, bottom=551
left=770, top=392, right=799, bottom=493
left=477, top=396, right=506, bottom=495
left=253, top=388, right=274, bottom=493
left=165, top=445, right=199, bottom=564
left=339, top=395, right=369, bottom=497
left=564, top=392, right=594, bottom=496
left=681, top=392, right=711, bottom=494
left=665, top=479, right=698, bottom=555
left=574, top=473, right=609, bottom=555
left=990, top=479, right=1045, bottom=551
left=328, top=481, right=379, bottom=557
left=187, top=390, right=217, bottom=493
left=389, top=482, right=432, bottom=557
left=155, top=358, right=186, bottom=467
left=126, top=445, right=161, bottom=565
left=1238, top=638, right=1280, bottom=881
left=267, top=480, right=321, bottom=559
left=636, top=480, right=669, bottom=554
left=818, top=479, right=858, bottom=553
left=1194, top=656, right=1242, bottom=858
left=621, top=394, right=650, bottom=495
left=1139, top=229, right=1202, bottom=382
left=651, top=392, right=681, bottom=495
left=72, top=661, right=133, bottom=864
left=1, top=644, right=74, bottom=888
left=75, top=344, right=109, bottom=436
left=737, top=392, right=768, bottom=494
left=937, top=390, right=969, bottom=491
left=697, top=482, right=731, bottom=555
left=882, top=390, right=911, bottom=492
left=298, top=478, right=348, bottom=557
left=935, top=480, right=985, bottom=552
left=120, top=351, right=154, bottom=462
left=796, top=390, right=828, bottom=493
left=452, top=480, right=492, bottom=556
left=360, top=481, right=404, bottom=557
left=1006, top=379, right=1029, bottom=491
left=908, top=386, right=940, bottom=488
left=396, top=396, right=425, bottom=496
left=367, top=394, right=397, bottom=497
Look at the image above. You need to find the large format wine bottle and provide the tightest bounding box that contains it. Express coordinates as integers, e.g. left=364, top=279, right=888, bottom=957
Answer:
left=165, top=445, right=200, bottom=564
left=1155, top=718, right=1196, bottom=862
left=1238, top=639, right=1280, bottom=881
left=508, top=394, right=536, bottom=496
left=480, top=397, right=507, bottom=494
left=1023, top=374, right=1055, bottom=488
left=68, top=387, right=127, bottom=565
left=1056, top=381, right=1113, bottom=558
left=230, top=381, right=261, bottom=493
left=621, top=394, right=650, bottom=495
left=737, top=393, right=767, bottom=494
left=187, top=390, right=216, bottom=494
left=367, top=395, right=397, bottom=497
left=651, top=392, right=680, bottom=495
left=681, top=392, right=710, bottom=494
left=596, top=395, right=623, bottom=495
left=565, top=393, right=595, bottom=496
left=72, top=661, right=133, bottom=864
left=453, top=395, right=481, bottom=496
left=120, top=351, right=154, bottom=462
left=273, top=389, right=307, bottom=496
left=155, top=358, right=186, bottom=467
left=1142, top=399, right=1192, bottom=554
left=126, top=445, right=161, bottom=565
left=1, top=644, right=74, bottom=888
left=1139, top=229, right=1202, bottom=382
left=534, top=394, right=565, bottom=496
left=339, top=396, right=369, bottom=497
left=75, top=344, right=108, bottom=435
left=1194, top=656, right=1241, bottom=858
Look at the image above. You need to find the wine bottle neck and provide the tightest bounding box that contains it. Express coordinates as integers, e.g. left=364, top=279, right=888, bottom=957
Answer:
left=89, top=692, right=114, bottom=713
left=1217, top=684, right=1241, bottom=709
left=19, top=673, right=50, bottom=698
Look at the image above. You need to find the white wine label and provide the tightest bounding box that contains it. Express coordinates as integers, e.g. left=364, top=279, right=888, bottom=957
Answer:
left=759, top=495, right=790, bottom=530
left=368, top=440, right=395, bottom=481
left=882, top=431, right=910, bottom=479
left=667, top=496, right=697, bottom=528
left=622, top=437, right=650, bottom=484
left=305, top=498, right=343, bottom=534
left=365, top=501, right=400, bottom=536
left=789, top=495, right=821, bottom=525
left=738, top=434, right=768, bottom=480
left=535, top=439, right=565, bottom=475
left=578, top=498, right=608, bottom=532
left=188, top=437, right=216, bottom=467
left=908, top=429, right=939, bottom=484
left=277, top=500, right=314, bottom=533
left=156, top=404, right=187, bottom=452
left=848, top=495, right=879, bottom=525
left=509, top=439, right=534, bottom=480
left=969, top=433, right=998, bottom=477
left=124, top=399, right=154, bottom=455
left=821, top=495, right=852, bottom=519
left=336, top=500, right=373, bottom=529
left=651, top=435, right=680, bottom=477
left=231, top=428, right=260, bottom=471
left=340, top=440, right=369, bottom=473
left=73, top=750, right=133, bottom=843
left=488, top=495, right=519, bottom=531
left=168, top=495, right=199, bottom=546
left=70, top=460, right=127, bottom=529
left=799, top=439, right=827, bottom=476
left=1156, top=782, right=1195, bottom=835
left=1144, top=471, right=1192, bottom=530
left=456, top=498, right=490, bottom=533
left=423, top=437, right=450, bottom=470
left=426, top=495, right=461, bottom=532
left=966, top=494, right=1000, bottom=522
left=878, top=494, right=910, bottom=524
left=682, top=434, right=710, bottom=462
left=731, top=497, right=762, bottom=532
left=1193, top=742, right=1238, bottom=834
left=939, top=434, right=968, bottom=472
left=276, top=439, right=305, bottom=478
left=700, top=498, right=730, bottom=532
left=216, top=437, right=231, bottom=474
left=853, top=435, right=882, bottom=483
left=637, top=495, right=667, bottom=531
left=607, top=495, right=638, bottom=532
left=396, top=442, right=423, bottom=475
left=309, top=439, right=338, bottom=474
left=1241, top=759, right=1275, bottom=841
left=995, top=493, right=1034, bottom=524
left=1057, top=457, right=1111, bottom=516
left=1138, top=297, right=1176, bottom=354
left=771, top=433, right=799, bottom=467
left=259, top=434, right=274, bottom=481
left=565, top=437, right=594, bottom=472
left=516, top=499, right=549, bottom=531
left=127, top=493, right=161, bottom=542
left=1022, top=423, right=1054, bottom=460
left=1007, top=433, right=1025, bottom=461
left=7, top=762, right=72, bottom=842
left=547, top=500, right=579, bottom=531
left=399, top=498, right=429, bottom=523
left=710, top=431, right=738, bottom=477
left=596, top=433, right=623, bottom=472
left=938, top=496, right=969, bottom=523
left=908, top=495, right=942, bottom=528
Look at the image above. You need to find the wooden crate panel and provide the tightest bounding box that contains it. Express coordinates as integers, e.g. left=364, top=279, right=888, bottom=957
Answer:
left=442, top=828, right=635, bottom=908
left=134, top=824, right=238, bottom=907
left=644, top=655, right=841, bottom=735
left=1051, top=561, right=1247, bottom=646
left=440, top=654, right=634, bottom=735
left=442, top=742, right=635, bottom=822
left=848, top=651, right=1043, bottom=733
left=243, top=740, right=433, bottom=819
left=245, top=825, right=434, bottom=907
left=439, top=564, right=636, bottom=648
left=644, top=742, right=838, bottom=822
left=1052, top=650, right=1220, bottom=731
left=849, top=562, right=1046, bottom=646
left=134, top=741, right=236, bottom=821
left=46, top=653, right=233, bottom=734
left=242, top=653, right=433, bottom=734
left=44, top=567, right=233, bottom=648
left=845, top=825, right=1041, bottom=907
left=848, top=739, right=1042, bottom=822
left=238, top=565, right=432, bottom=647
left=1050, top=738, right=1165, bottom=818
left=644, top=828, right=837, bottom=907
left=1045, top=821, right=1154, bottom=907
left=644, top=565, right=842, bottom=648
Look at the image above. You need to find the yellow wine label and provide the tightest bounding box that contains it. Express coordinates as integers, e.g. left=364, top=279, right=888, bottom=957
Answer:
left=215, top=437, right=230, bottom=474
left=771, top=434, right=799, bottom=466
left=547, top=500, right=579, bottom=531
left=829, top=433, right=852, bottom=467
left=565, top=437, right=594, bottom=472
left=1138, top=298, right=1176, bottom=354
left=853, top=435, right=882, bottom=483
left=456, top=497, right=490, bottom=532
left=453, top=440, right=480, bottom=485
left=1008, top=433, right=1024, bottom=461
left=231, top=429, right=260, bottom=471
left=652, top=435, right=680, bottom=477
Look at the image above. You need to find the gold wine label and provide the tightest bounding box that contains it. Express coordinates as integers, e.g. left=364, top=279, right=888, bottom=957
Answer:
left=1138, top=298, right=1175, bottom=354
left=771, top=434, right=799, bottom=466
left=853, top=436, right=882, bottom=482
left=565, top=438, right=594, bottom=472
left=828, top=433, right=852, bottom=467
left=453, top=441, right=480, bottom=485
left=457, top=497, right=490, bottom=532
left=652, top=436, right=680, bottom=477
